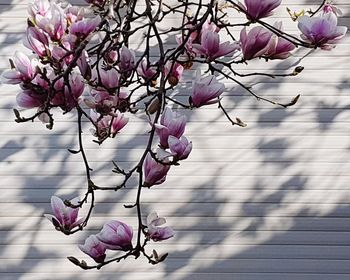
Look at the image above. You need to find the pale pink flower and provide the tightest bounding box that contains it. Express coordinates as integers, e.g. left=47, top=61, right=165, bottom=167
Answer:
left=241, top=0, right=281, bottom=21
left=2, top=51, right=36, bottom=84
left=16, top=90, right=46, bottom=109
left=79, top=235, right=107, bottom=263
left=143, top=153, right=170, bottom=187
left=155, top=107, right=187, bottom=148
left=298, top=12, right=347, bottom=50
left=70, top=15, right=101, bottom=37
left=96, top=220, right=133, bottom=251
left=44, top=196, right=84, bottom=231
left=191, top=73, right=225, bottom=107
left=91, top=110, right=128, bottom=140
left=137, top=58, right=158, bottom=80
left=168, top=135, right=192, bottom=160
left=23, top=27, right=49, bottom=57
left=91, top=67, right=120, bottom=90
left=146, top=212, right=174, bottom=242
left=164, top=61, right=184, bottom=86
left=118, top=46, right=136, bottom=76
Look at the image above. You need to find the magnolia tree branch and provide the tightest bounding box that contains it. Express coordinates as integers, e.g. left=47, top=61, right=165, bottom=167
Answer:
left=2, top=0, right=347, bottom=270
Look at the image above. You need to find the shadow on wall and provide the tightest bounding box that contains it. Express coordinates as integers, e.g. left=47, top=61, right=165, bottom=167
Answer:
left=0, top=0, right=350, bottom=279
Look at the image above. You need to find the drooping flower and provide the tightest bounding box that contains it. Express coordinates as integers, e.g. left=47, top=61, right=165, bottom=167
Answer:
left=23, top=27, right=49, bottom=57
left=264, top=22, right=296, bottom=59
left=193, top=30, right=240, bottom=60
left=78, top=235, right=107, bottom=263
left=1, top=51, right=36, bottom=84
left=298, top=12, right=347, bottom=50
left=146, top=212, right=174, bottom=242
left=96, top=220, right=133, bottom=251
left=168, top=135, right=192, bottom=160
left=44, top=196, right=84, bottom=231
left=155, top=107, right=187, bottom=148
left=191, top=72, right=225, bottom=107
left=240, top=26, right=274, bottom=60
left=241, top=0, right=282, bottom=21
left=143, top=153, right=170, bottom=187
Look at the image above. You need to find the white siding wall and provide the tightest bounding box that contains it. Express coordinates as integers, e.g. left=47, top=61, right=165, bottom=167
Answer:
left=0, top=0, right=350, bottom=279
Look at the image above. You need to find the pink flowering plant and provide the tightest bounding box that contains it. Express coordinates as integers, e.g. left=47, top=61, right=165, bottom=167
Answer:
left=2, top=0, right=347, bottom=270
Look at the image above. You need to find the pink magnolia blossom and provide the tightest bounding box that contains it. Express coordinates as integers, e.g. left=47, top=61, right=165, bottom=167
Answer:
left=96, top=220, right=133, bottom=251
left=23, top=27, right=49, bottom=57
left=16, top=90, right=46, bottom=109
left=35, top=3, right=66, bottom=41
left=143, top=153, right=170, bottom=187
left=91, top=110, right=129, bottom=139
left=28, top=0, right=51, bottom=21
left=323, top=1, right=342, bottom=15
left=118, top=46, right=136, bottom=76
left=164, top=61, right=184, bottom=86
left=77, top=50, right=91, bottom=79
left=137, top=58, right=158, bottom=80
left=79, top=235, right=107, bottom=263
left=70, top=15, right=101, bottom=37
left=241, top=0, right=281, bottom=21
left=193, top=30, right=240, bottom=60
left=85, top=89, right=128, bottom=115
left=298, top=12, right=347, bottom=50
left=191, top=73, right=225, bottom=108
left=51, top=72, right=85, bottom=111
left=2, top=51, right=36, bottom=84
left=44, top=196, right=84, bottom=231
left=240, top=26, right=274, bottom=60
left=91, top=67, right=120, bottom=90
left=155, top=107, right=187, bottom=148
left=168, top=135, right=192, bottom=160
left=264, top=23, right=296, bottom=59
left=146, top=212, right=174, bottom=242
left=65, top=6, right=85, bottom=26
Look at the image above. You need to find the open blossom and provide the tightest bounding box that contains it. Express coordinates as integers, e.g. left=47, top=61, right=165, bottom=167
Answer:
left=44, top=196, right=84, bottom=231
left=191, top=73, right=225, bottom=107
left=70, top=15, right=101, bottom=37
left=35, top=3, right=66, bottom=41
left=92, top=67, right=120, bottom=90
left=240, top=26, right=274, bottom=60
left=85, top=89, right=128, bottom=115
left=168, top=135, right=192, bottom=160
left=1, top=51, right=36, bottom=84
left=146, top=212, right=174, bottom=242
left=51, top=72, right=85, bottom=111
left=96, top=220, right=133, bottom=251
left=79, top=235, right=107, bottom=263
left=91, top=110, right=128, bottom=140
left=143, top=153, right=170, bottom=187
left=28, top=0, right=51, bottom=21
left=241, top=0, right=281, bottom=21
left=298, top=12, right=347, bottom=50
left=16, top=90, right=47, bottom=109
left=118, top=46, right=136, bottom=76
left=193, top=30, right=240, bottom=60
left=265, top=23, right=296, bottom=59
left=23, top=27, right=49, bottom=57
left=155, top=107, right=187, bottom=148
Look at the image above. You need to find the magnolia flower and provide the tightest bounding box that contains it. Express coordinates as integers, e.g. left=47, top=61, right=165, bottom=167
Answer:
left=146, top=212, right=174, bottom=242
left=96, top=220, right=133, bottom=251
left=23, top=27, right=49, bottom=57
left=70, top=15, right=101, bottom=37
left=323, top=1, right=342, bottom=15
left=91, top=110, right=129, bottom=140
left=155, top=107, right=187, bottom=148
left=298, top=12, right=347, bottom=50
left=28, top=0, right=51, bottom=21
left=85, top=89, right=128, bottom=115
left=240, top=26, right=274, bottom=60
left=16, top=90, right=47, bottom=109
left=241, top=0, right=281, bottom=21
left=118, top=46, right=136, bottom=76
left=264, top=22, right=296, bottom=59
left=2, top=51, right=36, bottom=84
left=193, top=30, right=240, bottom=60
left=143, top=153, right=170, bottom=187
left=164, top=61, right=184, bottom=86
left=92, top=67, right=120, bottom=90
left=77, top=50, right=91, bottom=79
left=44, top=196, right=84, bottom=231
left=191, top=73, right=225, bottom=107
left=137, top=58, right=158, bottom=80
left=51, top=72, right=85, bottom=111
left=168, top=135, right=192, bottom=160
left=79, top=235, right=107, bottom=263
left=35, top=3, right=66, bottom=41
